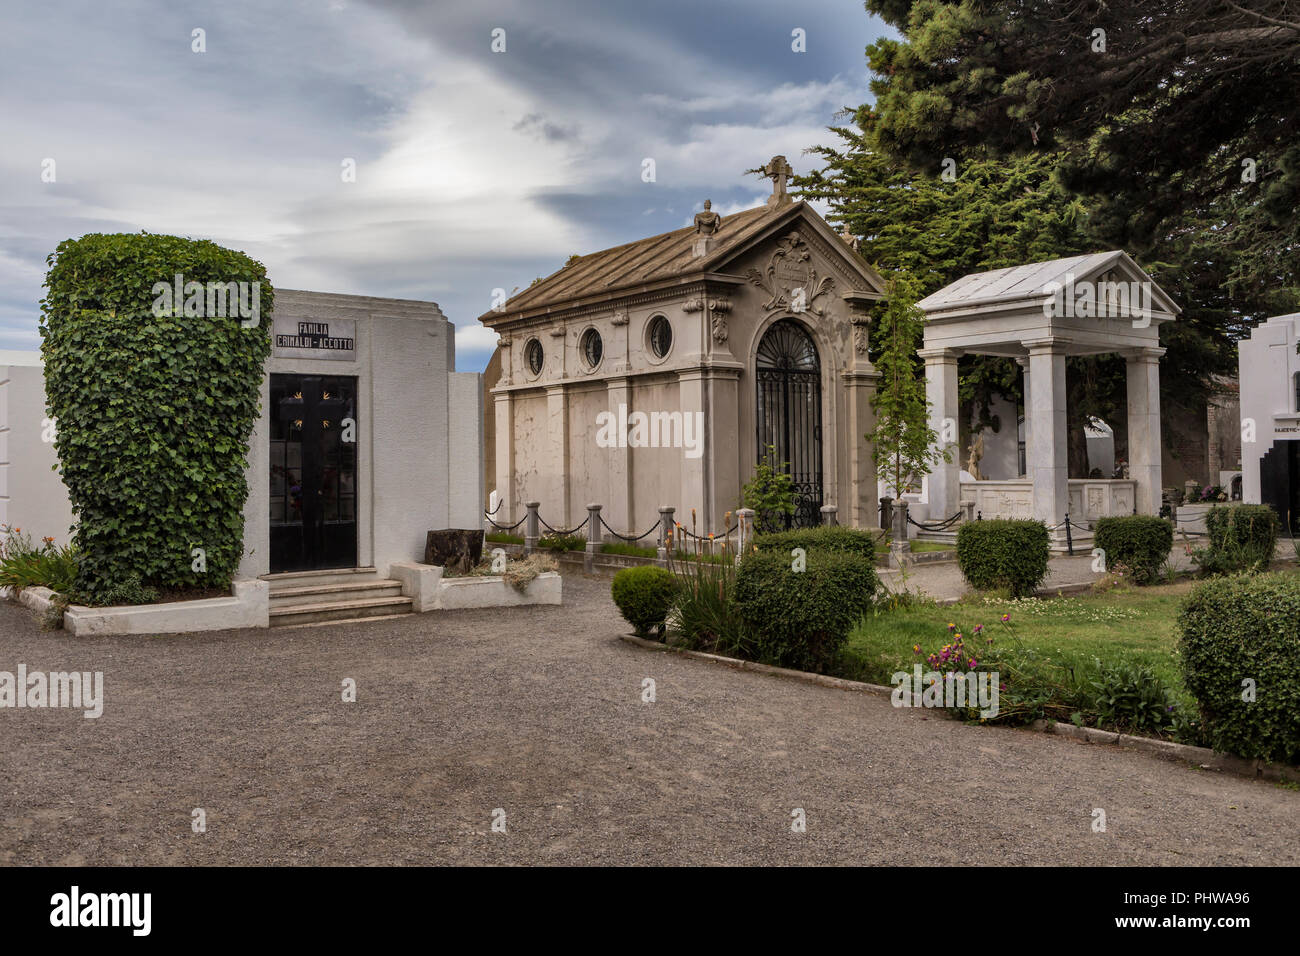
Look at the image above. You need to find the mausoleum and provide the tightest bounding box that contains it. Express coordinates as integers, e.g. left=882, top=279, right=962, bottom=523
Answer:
left=480, top=157, right=889, bottom=534
left=916, top=252, right=1179, bottom=547
left=1238, top=311, right=1300, bottom=530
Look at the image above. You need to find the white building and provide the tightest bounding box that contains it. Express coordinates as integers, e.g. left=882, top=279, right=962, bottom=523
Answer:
left=0, top=291, right=483, bottom=589
left=1238, top=312, right=1300, bottom=528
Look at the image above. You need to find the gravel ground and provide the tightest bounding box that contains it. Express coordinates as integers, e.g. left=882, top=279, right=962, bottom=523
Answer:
left=1, top=573, right=1297, bottom=866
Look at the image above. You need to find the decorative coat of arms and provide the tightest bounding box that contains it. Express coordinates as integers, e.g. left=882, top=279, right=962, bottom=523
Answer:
left=744, top=232, right=835, bottom=318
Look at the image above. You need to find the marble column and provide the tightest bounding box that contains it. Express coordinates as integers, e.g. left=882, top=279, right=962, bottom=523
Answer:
left=1126, top=346, right=1165, bottom=514
left=605, top=376, right=632, bottom=532
left=919, top=347, right=960, bottom=520
left=1026, top=339, right=1068, bottom=537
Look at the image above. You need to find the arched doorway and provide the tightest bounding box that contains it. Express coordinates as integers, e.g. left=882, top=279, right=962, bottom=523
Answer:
left=756, top=318, right=823, bottom=528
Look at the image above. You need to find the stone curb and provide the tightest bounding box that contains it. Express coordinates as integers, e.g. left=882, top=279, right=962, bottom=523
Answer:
left=617, top=634, right=1300, bottom=786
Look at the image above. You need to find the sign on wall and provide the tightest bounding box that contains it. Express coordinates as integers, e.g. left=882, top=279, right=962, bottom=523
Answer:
left=272, top=317, right=356, bottom=361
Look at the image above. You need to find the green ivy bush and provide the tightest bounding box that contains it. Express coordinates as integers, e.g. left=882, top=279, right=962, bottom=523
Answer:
left=1194, top=504, right=1279, bottom=575
left=1177, top=572, right=1300, bottom=763
left=956, top=519, right=1050, bottom=597
left=732, top=550, right=878, bottom=672
left=611, top=566, right=679, bottom=638
left=1092, top=515, right=1173, bottom=585
left=753, top=525, right=878, bottom=560
left=40, top=233, right=272, bottom=604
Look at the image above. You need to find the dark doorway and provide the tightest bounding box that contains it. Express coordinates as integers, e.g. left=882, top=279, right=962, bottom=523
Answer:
left=1259, top=439, right=1300, bottom=533
left=270, top=374, right=358, bottom=572
left=756, top=318, right=823, bottom=528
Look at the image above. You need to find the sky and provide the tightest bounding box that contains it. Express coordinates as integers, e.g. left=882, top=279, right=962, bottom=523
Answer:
left=0, top=0, right=890, bottom=373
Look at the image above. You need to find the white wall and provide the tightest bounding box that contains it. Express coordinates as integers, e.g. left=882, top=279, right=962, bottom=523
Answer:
left=1239, top=313, right=1300, bottom=504
left=0, top=360, right=76, bottom=545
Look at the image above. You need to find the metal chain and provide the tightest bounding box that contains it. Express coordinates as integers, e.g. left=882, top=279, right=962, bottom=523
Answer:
left=598, top=515, right=660, bottom=543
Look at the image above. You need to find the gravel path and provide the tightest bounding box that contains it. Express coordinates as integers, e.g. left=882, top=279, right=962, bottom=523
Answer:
left=1, top=574, right=1296, bottom=866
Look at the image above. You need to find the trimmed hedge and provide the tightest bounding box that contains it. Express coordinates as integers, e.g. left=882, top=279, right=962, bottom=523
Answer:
left=732, top=550, right=878, bottom=672
left=753, top=525, right=878, bottom=560
left=1202, top=503, right=1279, bottom=573
left=1093, top=515, right=1173, bottom=584
left=956, top=519, right=1050, bottom=597
left=1177, top=572, right=1300, bottom=763
left=611, top=565, right=679, bottom=638
left=41, top=233, right=272, bottom=603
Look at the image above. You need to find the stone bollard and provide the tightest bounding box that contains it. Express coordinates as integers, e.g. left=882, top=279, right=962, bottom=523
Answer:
left=656, top=506, right=675, bottom=567
left=820, top=504, right=838, bottom=527
left=961, top=500, right=975, bottom=523
left=585, top=503, right=602, bottom=573
left=889, top=499, right=909, bottom=570
left=737, top=508, right=756, bottom=562
left=524, top=501, right=540, bottom=555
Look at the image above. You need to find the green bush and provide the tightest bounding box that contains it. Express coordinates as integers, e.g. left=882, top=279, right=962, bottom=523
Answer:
left=732, top=550, right=878, bottom=672
left=1086, top=658, right=1179, bottom=733
left=1195, top=504, right=1279, bottom=574
left=753, top=525, right=878, bottom=560
left=956, top=520, right=1050, bottom=597
left=1177, top=572, right=1300, bottom=763
left=666, top=559, right=745, bottom=656
left=538, top=533, right=585, bottom=552
left=611, top=566, right=679, bottom=638
left=0, top=532, right=79, bottom=594
left=1093, top=515, right=1173, bottom=585
left=41, top=233, right=273, bottom=604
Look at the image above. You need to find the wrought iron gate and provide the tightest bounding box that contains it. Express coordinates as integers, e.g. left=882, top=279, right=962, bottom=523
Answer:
left=756, top=319, right=823, bottom=528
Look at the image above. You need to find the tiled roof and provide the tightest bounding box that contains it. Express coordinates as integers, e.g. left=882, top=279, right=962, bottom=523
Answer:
left=481, top=203, right=784, bottom=320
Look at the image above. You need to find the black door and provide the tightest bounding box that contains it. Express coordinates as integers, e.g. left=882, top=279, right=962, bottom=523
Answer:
left=1259, top=439, right=1300, bottom=533
left=270, top=374, right=358, bottom=572
left=756, top=319, right=823, bottom=528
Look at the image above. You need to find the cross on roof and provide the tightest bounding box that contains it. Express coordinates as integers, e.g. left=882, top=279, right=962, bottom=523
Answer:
left=758, top=155, right=794, bottom=207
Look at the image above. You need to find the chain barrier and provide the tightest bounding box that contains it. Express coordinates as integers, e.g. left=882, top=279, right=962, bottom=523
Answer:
left=598, top=516, right=661, bottom=544
left=537, top=515, right=590, bottom=537
left=905, top=510, right=963, bottom=531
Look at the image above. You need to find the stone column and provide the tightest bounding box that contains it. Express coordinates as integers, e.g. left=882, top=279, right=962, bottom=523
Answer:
left=1026, top=339, right=1069, bottom=539
left=545, top=385, right=569, bottom=526
left=493, top=390, right=515, bottom=524
left=1126, top=346, right=1165, bottom=515
left=919, top=348, right=960, bottom=521
left=605, top=377, right=632, bottom=532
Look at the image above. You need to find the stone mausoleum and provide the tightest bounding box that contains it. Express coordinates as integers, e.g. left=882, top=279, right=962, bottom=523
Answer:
left=481, top=157, right=889, bottom=535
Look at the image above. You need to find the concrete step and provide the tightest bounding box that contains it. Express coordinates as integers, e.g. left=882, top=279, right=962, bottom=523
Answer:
left=268, top=579, right=403, bottom=609
left=262, top=567, right=381, bottom=590
left=269, top=595, right=413, bottom=627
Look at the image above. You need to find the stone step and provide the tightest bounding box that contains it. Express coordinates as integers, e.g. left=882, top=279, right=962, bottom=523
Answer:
left=269, top=595, right=413, bottom=627
left=262, top=567, right=381, bottom=590
left=268, top=579, right=403, bottom=608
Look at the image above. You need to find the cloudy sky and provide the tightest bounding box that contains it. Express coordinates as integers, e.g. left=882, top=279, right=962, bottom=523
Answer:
left=0, top=0, right=890, bottom=372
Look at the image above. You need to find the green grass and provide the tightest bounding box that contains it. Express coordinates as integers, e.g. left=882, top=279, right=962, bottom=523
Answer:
left=601, top=541, right=657, bottom=558
left=841, top=580, right=1198, bottom=698
left=485, top=532, right=523, bottom=546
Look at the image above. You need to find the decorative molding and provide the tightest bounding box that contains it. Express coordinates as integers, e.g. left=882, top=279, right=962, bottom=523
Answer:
left=743, top=231, right=835, bottom=317
left=711, top=313, right=729, bottom=345
left=850, top=316, right=870, bottom=355
left=610, top=310, right=629, bottom=326
left=682, top=297, right=703, bottom=313
left=549, top=325, right=566, bottom=338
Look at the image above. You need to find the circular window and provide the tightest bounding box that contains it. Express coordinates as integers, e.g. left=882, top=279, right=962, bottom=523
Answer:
left=581, top=328, right=603, bottom=369
left=525, top=338, right=544, bottom=376
left=648, top=315, right=673, bottom=358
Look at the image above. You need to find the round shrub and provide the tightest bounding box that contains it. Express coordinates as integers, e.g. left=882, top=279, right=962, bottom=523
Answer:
left=1177, top=572, right=1300, bottom=763
left=732, top=550, right=878, bottom=672
left=753, top=525, right=878, bottom=560
left=1202, top=503, right=1279, bottom=573
left=1093, top=515, right=1173, bottom=584
left=956, top=519, right=1050, bottom=597
left=611, top=565, right=679, bottom=638
left=41, top=233, right=272, bottom=603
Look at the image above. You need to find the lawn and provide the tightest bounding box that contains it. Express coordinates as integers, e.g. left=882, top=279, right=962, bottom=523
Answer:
left=841, top=579, right=1201, bottom=702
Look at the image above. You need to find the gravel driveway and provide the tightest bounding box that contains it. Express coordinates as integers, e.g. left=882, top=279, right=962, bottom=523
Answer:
left=1, top=574, right=1296, bottom=865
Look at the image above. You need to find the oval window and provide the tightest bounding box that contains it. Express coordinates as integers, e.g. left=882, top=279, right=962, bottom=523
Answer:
left=581, top=328, right=603, bottom=369
left=648, top=315, right=672, bottom=358
left=525, top=338, right=544, bottom=376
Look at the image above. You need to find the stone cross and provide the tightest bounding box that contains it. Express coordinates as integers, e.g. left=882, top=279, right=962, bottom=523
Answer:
left=762, top=155, right=794, bottom=207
